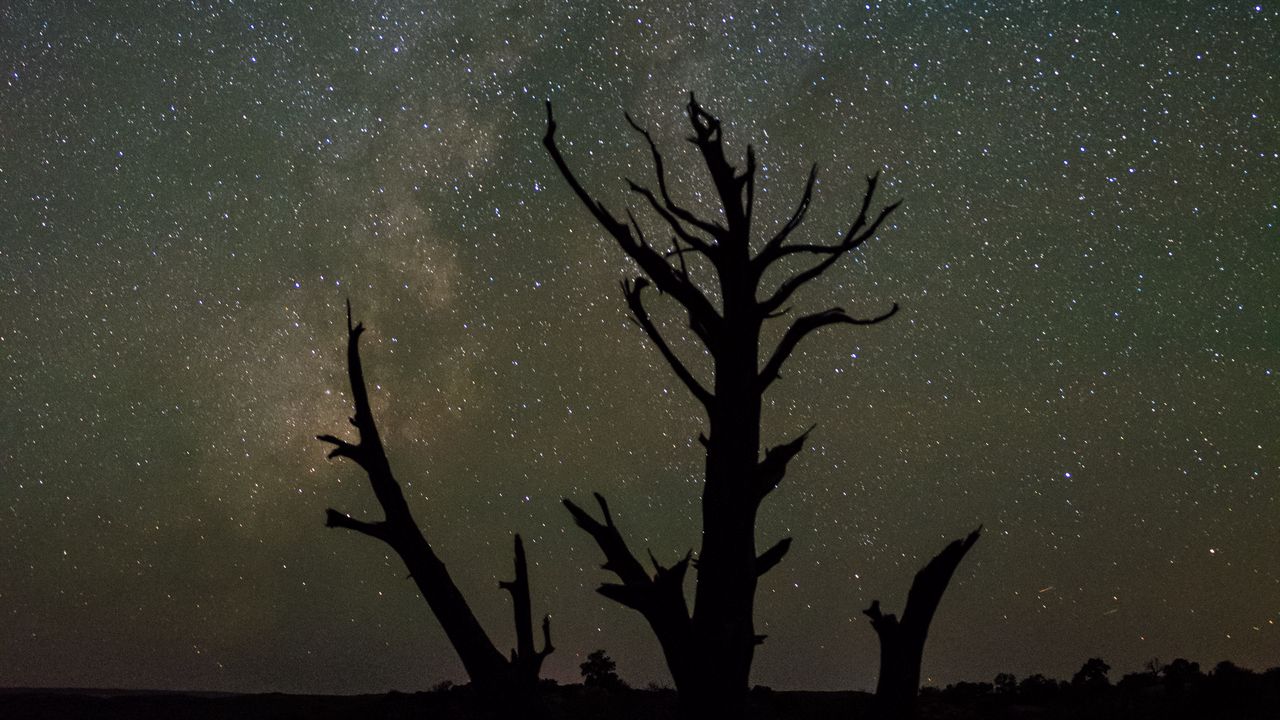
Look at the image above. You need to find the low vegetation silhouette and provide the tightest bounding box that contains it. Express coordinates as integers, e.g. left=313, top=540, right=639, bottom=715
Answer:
left=6, top=655, right=1278, bottom=719
left=580, top=649, right=629, bottom=692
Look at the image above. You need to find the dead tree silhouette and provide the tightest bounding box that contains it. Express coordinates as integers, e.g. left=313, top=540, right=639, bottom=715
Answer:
left=544, top=94, right=900, bottom=716
left=318, top=302, right=553, bottom=698
left=864, top=527, right=981, bottom=719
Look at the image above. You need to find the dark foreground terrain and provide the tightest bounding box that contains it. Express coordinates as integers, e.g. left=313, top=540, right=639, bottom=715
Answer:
left=3, top=671, right=1278, bottom=720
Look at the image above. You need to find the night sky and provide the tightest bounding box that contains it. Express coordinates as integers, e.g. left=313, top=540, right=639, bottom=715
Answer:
left=2, top=0, right=1277, bottom=696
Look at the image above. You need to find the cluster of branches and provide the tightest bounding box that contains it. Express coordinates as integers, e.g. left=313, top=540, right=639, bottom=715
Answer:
left=543, top=94, right=901, bottom=410
left=314, top=95, right=980, bottom=720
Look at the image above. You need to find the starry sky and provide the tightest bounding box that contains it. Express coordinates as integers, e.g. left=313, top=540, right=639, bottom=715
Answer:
left=2, top=0, right=1277, bottom=696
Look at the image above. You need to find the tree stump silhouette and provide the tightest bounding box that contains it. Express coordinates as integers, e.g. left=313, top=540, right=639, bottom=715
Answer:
left=864, top=527, right=981, bottom=719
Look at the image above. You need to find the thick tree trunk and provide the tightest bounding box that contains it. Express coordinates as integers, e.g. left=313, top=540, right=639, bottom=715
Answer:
left=864, top=528, right=981, bottom=720
left=685, top=305, right=764, bottom=717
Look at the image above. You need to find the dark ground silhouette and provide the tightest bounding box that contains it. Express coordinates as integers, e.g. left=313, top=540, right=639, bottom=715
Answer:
left=5, top=660, right=1278, bottom=720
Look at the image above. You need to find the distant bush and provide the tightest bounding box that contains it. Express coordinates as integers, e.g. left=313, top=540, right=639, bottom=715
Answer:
left=1072, top=657, right=1111, bottom=691
left=580, top=649, right=629, bottom=692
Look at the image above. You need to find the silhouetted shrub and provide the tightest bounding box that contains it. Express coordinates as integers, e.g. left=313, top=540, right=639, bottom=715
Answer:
left=1016, top=673, right=1062, bottom=702
left=993, top=672, right=1017, bottom=695
left=941, top=681, right=992, bottom=700
left=580, top=649, right=628, bottom=692
left=1072, top=657, right=1111, bottom=691
left=1162, top=658, right=1203, bottom=694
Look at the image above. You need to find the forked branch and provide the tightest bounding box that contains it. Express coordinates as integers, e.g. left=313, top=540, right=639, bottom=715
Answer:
left=757, top=172, right=901, bottom=314
left=684, top=93, right=752, bottom=236
left=563, top=492, right=695, bottom=690
left=317, top=300, right=415, bottom=533
left=625, top=111, right=725, bottom=241
left=544, top=101, right=723, bottom=340
left=500, top=534, right=554, bottom=676
left=864, top=526, right=982, bottom=719
left=760, top=304, right=900, bottom=389
left=759, top=163, right=818, bottom=257
left=317, top=302, right=549, bottom=691
left=621, top=277, right=713, bottom=407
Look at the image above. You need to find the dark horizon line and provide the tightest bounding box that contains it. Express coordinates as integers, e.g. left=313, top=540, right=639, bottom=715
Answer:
left=6, top=654, right=1278, bottom=700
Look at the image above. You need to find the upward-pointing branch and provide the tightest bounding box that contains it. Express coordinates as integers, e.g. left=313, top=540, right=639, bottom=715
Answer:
left=758, top=163, right=818, bottom=259
left=684, top=93, right=752, bottom=240
left=625, top=111, right=725, bottom=242
left=864, top=527, right=982, bottom=719
left=759, top=304, right=900, bottom=390
left=563, top=492, right=695, bottom=691
left=544, top=101, right=723, bottom=349
left=621, top=277, right=713, bottom=408
left=317, top=302, right=549, bottom=692
left=757, top=172, right=901, bottom=315
left=500, top=534, right=554, bottom=679
left=317, top=300, right=415, bottom=531
left=756, top=424, right=816, bottom=501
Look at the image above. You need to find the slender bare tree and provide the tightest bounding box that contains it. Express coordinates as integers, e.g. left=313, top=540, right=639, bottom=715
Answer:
left=318, top=303, right=553, bottom=697
left=545, top=94, right=900, bottom=716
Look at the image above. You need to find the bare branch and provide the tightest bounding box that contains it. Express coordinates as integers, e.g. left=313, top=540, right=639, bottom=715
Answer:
left=758, top=172, right=901, bottom=315
left=563, top=493, right=691, bottom=615
left=325, top=508, right=390, bottom=542
left=758, top=163, right=818, bottom=260
left=539, top=615, right=554, bottom=660
left=500, top=534, right=553, bottom=675
left=543, top=102, right=632, bottom=239
left=563, top=491, right=694, bottom=689
left=625, top=112, right=725, bottom=239
left=316, top=433, right=362, bottom=463
left=757, top=424, right=816, bottom=501
left=863, top=598, right=896, bottom=628
left=627, top=179, right=718, bottom=256
left=649, top=549, right=693, bottom=598
left=755, top=537, right=792, bottom=577
left=741, top=144, right=757, bottom=230
left=900, top=526, right=982, bottom=630
left=545, top=101, right=724, bottom=340
left=318, top=301, right=414, bottom=527
left=684, top=93, right=751, bottom=239
left=317, top=304, right=512, bottom=686
left=621, top=277, right=713, bottom=408
left=864, top=526, right=982, bottom=715
left=760, top=304, right=899, bottom=389
left=597, top=582, right=647, bottom=612
left=668, top=235, right=691, bottom=282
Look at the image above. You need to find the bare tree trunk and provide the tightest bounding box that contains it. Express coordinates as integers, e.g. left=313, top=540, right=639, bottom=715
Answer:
left=501, top=534, right=555, bottom=691
left=864, top=527, right=981, bottom=719
left=545, top=95, right=901, bottom=718
left=318, top=303, right=552, bottom=698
